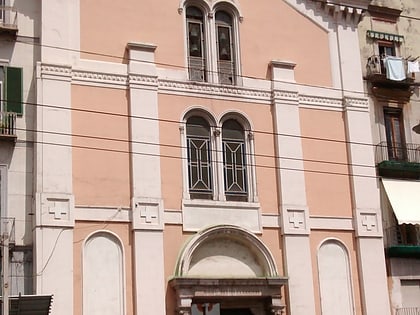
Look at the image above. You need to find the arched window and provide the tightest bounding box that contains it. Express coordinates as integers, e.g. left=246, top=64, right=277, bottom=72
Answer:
left=222, top=119, right=247, bottom=201
left=183, top=1, right=241, bottom=85
left=186, top=116, right=213, bottom=199
left=215, top=10, right=236, bottom=85
left=186, top=6, right=206, bottom=82
left=182, top=111, right=256, bottom=204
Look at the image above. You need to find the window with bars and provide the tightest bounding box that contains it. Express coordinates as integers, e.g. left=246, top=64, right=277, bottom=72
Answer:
left=186, top=116, right=213, bottom=199
left=185, top=115, right=250, bottom=202
left=222, top=119, right=247, bottom=201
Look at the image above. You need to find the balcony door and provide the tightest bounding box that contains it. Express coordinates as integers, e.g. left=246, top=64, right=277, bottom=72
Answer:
left=378, top=42, right=396, bottom=74
left=384, top=108, right=406, bottom=161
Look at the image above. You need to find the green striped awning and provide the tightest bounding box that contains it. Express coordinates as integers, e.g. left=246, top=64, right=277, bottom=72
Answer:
left=367, top=30, right=404, bottom=43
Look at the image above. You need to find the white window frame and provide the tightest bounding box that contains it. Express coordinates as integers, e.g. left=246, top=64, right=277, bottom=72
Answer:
left=213, top=8, right=239, bottom=85
left=186, top=5, right=208, bottom=82
left=181, top=0, right=242, bottom=85
left=181, top=109, right=258, bottom=203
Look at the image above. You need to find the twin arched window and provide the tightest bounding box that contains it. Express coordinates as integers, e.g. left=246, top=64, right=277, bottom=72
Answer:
left=185, top=115, right=250, bottom=202
left=186, top=3, right=239, bottom=85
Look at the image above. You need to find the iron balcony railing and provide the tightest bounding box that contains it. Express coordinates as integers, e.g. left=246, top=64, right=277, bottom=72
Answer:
left=384, top=225, right=420, bottom=247
left=396, top=307, right=420, bottom=315
left=375, top=141, right=420, bottom=164
left=367, top=55, right=385, bottom=76
left=366, top=55, right=415, bottom=81
left=0, top=111, right=17, bottom=136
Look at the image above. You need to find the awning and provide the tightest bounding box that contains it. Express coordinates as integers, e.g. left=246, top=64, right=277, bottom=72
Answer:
left=0, top=295, right=52, bottom=315
left=382, top=179, right=420, bottom=225
left=367, top=30, right=404, bottom=43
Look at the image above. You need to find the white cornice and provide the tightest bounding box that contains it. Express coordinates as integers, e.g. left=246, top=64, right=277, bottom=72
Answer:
left=39, top=62, right=368, bottom=111
left=159, top=79, right=272, bottom=104
left=73, top=69, right=127, bottom=87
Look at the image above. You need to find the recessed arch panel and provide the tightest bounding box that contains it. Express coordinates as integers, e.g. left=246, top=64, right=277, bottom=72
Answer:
left=318, top=239, right=354, bottom=315
left=175, top=224, right=279, bottom=277
left=83, top=231, right=125, bottom=315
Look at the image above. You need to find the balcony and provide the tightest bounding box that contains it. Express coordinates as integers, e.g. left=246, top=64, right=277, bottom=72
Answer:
left=0, top=111, right=17, bottom=141
left=366, top=55, right=417, bottom=101
left=384, top=225, right=420, bottom=258
left=376, top=142, right=420, bottom=179
left=396, top=307, right=420, bottom=315
left=0, top=5, right=18, bottom=38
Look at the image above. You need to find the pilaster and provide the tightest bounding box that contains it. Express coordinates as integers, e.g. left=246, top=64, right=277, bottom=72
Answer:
left=34, top=62, right=74, bottom=315
left=344, top=97, right=391, bottom=315
left=127, top=42, right=165, bottom=315
left=271, top=61, right=316, bottom=315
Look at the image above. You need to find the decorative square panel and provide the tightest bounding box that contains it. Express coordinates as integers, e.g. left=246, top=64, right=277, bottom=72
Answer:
left=37, top=193, right=74, bottom=227
left=132, top=197, right=164, bottom=230
left=281, top=207, right=309, bottom=235
left=356, top=209, right=383, bottom=237
left=361, top=213, right=377, bottom=232
left=48, top=198, right=70, bottom=221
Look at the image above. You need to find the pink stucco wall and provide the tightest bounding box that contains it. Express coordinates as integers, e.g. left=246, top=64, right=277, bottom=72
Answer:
left=72, top=85, right=131, bottom=207
left=80, top=0, right=332, bottom=87
left=300, top=108, right=353, bottom=217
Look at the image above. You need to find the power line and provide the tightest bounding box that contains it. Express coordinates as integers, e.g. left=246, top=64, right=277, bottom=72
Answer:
left=18, top=137, right=377, bottom=179
left=4, top=27, right=419, bottom=111
left=4, top=98, right=378, bottom=148
left=14, top=125, right=376, bottom=171
left=6, top=97, right=386, bottom=176
left=0, top=4, right=415, bottom=179
left=2, top=37, right=393, bottom=101
left=8, top=37, right=420, bottom=104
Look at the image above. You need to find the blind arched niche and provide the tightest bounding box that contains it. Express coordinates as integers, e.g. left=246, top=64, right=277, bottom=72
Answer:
left=318, top=239, right=354, bottom=315
left=83, top=231, right=125, bottom=315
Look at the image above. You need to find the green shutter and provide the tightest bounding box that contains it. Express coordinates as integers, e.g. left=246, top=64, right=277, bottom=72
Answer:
left=5, top=66, right=23, bottom=115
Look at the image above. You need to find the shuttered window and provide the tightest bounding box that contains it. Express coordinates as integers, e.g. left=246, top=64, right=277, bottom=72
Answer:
left=5, top=66, right=23, bottom=115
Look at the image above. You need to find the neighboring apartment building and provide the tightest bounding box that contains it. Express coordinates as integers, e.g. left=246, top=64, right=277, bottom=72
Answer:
left=0, top=0, right=53, bottom=312
left=0, top=0, right=397, bottom=315
left=359, top=0, right=420, bottom=314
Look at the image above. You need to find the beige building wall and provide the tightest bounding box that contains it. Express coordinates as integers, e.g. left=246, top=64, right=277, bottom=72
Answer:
left=358, top=1, right=420, bottom=314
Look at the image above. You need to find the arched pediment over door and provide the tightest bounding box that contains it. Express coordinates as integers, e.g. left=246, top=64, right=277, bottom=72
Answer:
left=169, top=225, right=287, bottom=315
